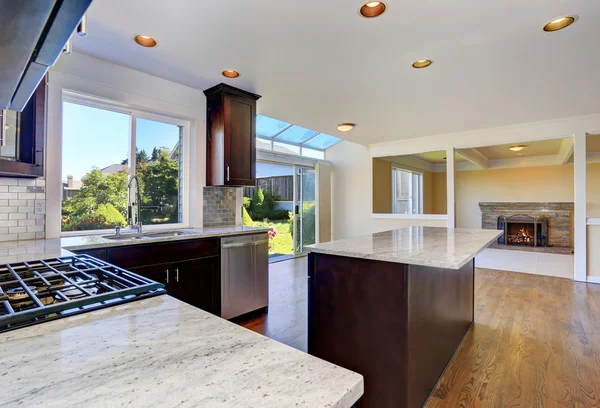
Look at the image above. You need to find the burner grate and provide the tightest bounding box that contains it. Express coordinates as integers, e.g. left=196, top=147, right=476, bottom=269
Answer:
left=0, top=254, right=165, bottom=332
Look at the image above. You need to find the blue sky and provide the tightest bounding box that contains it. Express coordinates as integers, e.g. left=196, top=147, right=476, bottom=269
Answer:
left=62, top=102, right=180, bottom=180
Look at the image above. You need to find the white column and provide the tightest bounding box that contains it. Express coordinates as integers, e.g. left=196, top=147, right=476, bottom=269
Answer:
left=44, top=75, right=63, bottom=239
left=574, top=133, right=587, bottom=282
left=446, top=147, right=456, bottom=228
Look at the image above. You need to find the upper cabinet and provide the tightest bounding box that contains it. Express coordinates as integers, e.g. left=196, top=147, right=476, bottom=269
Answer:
left=0, top=77, right=46, bottom=178
left=204, top=84, right=261, bottom=186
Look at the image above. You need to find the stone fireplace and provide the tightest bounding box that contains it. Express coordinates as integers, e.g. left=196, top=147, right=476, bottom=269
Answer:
left=479, top=202, right=573, bottom=252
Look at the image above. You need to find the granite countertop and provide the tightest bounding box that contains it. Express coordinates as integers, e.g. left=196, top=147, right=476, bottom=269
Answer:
left=306, top=226, right=503, bottom=269
left=0, top=226, right=270, bottom=264
left=0, top=295, right=363, bottom=408
left=60, top=226, right=271, bottom=251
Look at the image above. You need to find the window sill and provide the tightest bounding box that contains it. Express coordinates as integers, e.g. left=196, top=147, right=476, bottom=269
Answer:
left=587, top=218, right=600, bottom=226
left=372, top=213, right=448, bottom=220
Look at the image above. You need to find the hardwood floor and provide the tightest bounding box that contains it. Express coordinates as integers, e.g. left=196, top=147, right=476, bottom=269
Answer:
left=240, top=257, right=308, bottom=351
left=239, top=258, right=600, bottom=407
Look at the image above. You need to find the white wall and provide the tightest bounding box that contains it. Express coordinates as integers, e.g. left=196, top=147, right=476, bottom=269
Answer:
left=46, top=53, right=206, bottom=238
left=327, top=141, right=447, bottom=240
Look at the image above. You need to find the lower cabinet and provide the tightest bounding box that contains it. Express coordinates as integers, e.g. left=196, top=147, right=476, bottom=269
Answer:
left=73, top=238, right=221, bottom=316
left=171, top=257, right=220, bottom=315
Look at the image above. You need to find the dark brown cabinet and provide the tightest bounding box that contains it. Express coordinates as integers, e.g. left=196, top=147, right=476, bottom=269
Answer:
left=172, top=257, right=220, bottom=314
left=0, top=77, right=46, bottom=178
left=204, top=83, right=261, bottom=186
left=74, top=238, right=221, bottom=316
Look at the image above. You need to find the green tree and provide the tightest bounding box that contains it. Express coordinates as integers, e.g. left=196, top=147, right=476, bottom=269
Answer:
left=151, top=147, right=160, bottom=161
left=120, top=148, right=151, bottom=166
left=138, top=149, right=149, bottom=164
left=62, top=169, right=128, bottom=218
left=242, top=207, right=254, bottom=226
left=138, top=151, right=179, bottom=220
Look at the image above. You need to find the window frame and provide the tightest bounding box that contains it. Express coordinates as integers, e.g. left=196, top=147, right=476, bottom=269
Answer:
left=392, top=166, right=424, bottom=215
left=60, top=91, right=191, bottom=236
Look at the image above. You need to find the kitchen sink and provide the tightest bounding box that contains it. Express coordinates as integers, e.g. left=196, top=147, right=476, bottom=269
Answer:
left=102, top=230, right=194, bottom=241
left=102, top=234, right=144, bottom=240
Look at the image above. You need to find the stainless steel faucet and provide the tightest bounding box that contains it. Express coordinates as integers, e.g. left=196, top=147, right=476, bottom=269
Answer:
left=127, top=175, right=143, bottom=233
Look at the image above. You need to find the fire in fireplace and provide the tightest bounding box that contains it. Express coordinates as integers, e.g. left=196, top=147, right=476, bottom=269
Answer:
left=497, top=215, right=548, bottom=247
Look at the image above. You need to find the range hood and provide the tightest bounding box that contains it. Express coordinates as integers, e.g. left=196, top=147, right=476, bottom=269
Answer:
left=0, top=0, right=93, bottom=111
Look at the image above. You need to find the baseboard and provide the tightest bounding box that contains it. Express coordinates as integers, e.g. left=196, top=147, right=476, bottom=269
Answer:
left=587, top=276, right=600, bottom=285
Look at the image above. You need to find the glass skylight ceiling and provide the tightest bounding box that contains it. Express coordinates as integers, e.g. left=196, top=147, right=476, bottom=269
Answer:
left=256, top=115, right=342, bottom=152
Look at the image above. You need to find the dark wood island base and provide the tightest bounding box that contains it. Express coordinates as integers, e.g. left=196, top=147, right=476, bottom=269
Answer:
left=308, top=253, right=475, bottom=408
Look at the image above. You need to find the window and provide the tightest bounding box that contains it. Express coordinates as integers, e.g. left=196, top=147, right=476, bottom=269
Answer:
left=255, top=115, right=342, bottom=160
left=61, top=100, right=185, bottom=233
left=392, top=167, right=423, bottom=214
left=300, top=147, right=325, bottom=160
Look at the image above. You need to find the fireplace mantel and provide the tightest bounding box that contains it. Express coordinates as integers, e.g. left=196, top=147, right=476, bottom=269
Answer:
left=479, top=202, right=573, bottom=249
left=479, top=202, right=574, bottom=213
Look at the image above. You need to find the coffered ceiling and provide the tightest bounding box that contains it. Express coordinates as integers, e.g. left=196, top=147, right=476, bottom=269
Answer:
left=71, top=0, right=600, bottom=145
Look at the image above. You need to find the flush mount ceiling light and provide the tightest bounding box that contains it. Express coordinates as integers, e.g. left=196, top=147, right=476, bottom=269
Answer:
left=133, top=34, right=158, bottom=47
left=543, top=15, right=577, bottom=32
left=222, top=70, right=240, bottom=78
left=337, top=123, right=356, bottom=132
left=412, top=59, right=432, bottom=69
left=509, top=145, right=527, bottom=152
left=359, top=1, right=387, bottom=18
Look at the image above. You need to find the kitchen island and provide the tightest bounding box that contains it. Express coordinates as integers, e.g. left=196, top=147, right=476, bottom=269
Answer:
left=1, top=295, right=363, bottom=408
left=306, top=226, right=502, bottom=408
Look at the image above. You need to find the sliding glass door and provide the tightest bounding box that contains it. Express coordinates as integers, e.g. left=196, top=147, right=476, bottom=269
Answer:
left=294, top=167, right=316, bottom=254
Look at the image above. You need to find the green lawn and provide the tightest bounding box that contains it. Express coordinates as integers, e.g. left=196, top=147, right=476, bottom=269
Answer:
left=253, top=220, right=293, bottom=256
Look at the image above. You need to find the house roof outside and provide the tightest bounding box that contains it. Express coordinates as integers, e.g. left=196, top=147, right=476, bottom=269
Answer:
left=101, top=164, right=128, bottom=175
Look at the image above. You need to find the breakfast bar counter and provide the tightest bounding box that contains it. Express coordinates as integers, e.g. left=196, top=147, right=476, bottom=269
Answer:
left=306, top=226, right=502, bottom=408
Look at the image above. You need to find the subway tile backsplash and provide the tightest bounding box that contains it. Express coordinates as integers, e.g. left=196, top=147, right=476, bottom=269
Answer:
left=203, top=187, right=238, bottom=227
left=0, top=178, right=45, bottom=242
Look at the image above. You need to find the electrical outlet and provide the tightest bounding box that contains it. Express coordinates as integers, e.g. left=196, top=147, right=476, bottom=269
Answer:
left=35, top=200, right=46, bottom=214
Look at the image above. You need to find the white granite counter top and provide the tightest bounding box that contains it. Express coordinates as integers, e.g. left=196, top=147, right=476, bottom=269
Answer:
left=0, top=295, right=363, bottom=408
left=0, top=226, right=270, bottom=264
left=61, top=226, right=271, bottom=251
left=307, top=226, right=503, bottom=269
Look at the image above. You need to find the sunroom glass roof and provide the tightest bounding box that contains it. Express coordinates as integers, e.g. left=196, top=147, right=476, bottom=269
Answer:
left=256, top=115, right=342, bottom=151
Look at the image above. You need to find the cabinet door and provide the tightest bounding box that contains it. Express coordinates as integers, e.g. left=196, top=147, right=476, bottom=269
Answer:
left=223, top=93, right=256, bottom=186
left=172, top=256, right=220, bottom=315
left=129, top=263, right=172, bottom=292
left=0, top=77, right=45, bottom=178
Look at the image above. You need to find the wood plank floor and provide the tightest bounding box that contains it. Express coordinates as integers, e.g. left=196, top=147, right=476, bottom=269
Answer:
left=239, top=258, right=600, bottom=407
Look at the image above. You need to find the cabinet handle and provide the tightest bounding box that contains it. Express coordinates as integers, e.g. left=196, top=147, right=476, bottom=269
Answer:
left=0, top=110, right=6, bottom=148
left=165, top=269, right=169, bottom=284
left=226, top=165, right=230, bottom=182
left=175, top=268, right=179, bottom=282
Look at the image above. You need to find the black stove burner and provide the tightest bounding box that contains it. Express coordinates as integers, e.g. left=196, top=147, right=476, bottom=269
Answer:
left=0, top=255, right=165, bottom=332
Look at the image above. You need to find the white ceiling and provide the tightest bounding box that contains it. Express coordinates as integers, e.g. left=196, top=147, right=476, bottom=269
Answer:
left=73, top=0, right=600, bottom=145
left=476, top=139, right=565, bottom=160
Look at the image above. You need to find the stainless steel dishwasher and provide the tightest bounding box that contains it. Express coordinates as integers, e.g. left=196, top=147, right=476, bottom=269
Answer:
left=220, top=233, right=269, bottom=319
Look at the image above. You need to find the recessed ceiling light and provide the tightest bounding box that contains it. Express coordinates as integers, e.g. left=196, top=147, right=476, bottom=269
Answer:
left=133, top=34, right=158, bottom=47
left=543, top=15, right=577, bottom=32
left=359, top=1, right=386, bottom=18
left=412, top=59, right=432, bottom=69
left=509, top=145, right=527, bottom=152
left=222, top=70, right=240, bottom=78
left=337, top=123, right=356, bottom=132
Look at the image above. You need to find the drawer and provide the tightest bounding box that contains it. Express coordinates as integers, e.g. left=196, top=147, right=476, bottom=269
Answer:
left=108, top=238, right=219, bottom=269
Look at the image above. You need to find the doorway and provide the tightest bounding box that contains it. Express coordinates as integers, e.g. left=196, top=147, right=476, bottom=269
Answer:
left=294, top=167, right=316, bottom=254
left=243, top=161, right=316, bottom=262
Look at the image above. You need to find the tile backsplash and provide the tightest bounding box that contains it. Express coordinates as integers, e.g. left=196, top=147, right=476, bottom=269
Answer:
left=0, top=178, right=45, bottom=242
left=203, top=187, right=238, bottom=227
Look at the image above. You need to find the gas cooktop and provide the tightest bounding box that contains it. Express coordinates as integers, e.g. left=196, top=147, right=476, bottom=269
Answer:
left=0, top=254, right=165, bottom=333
